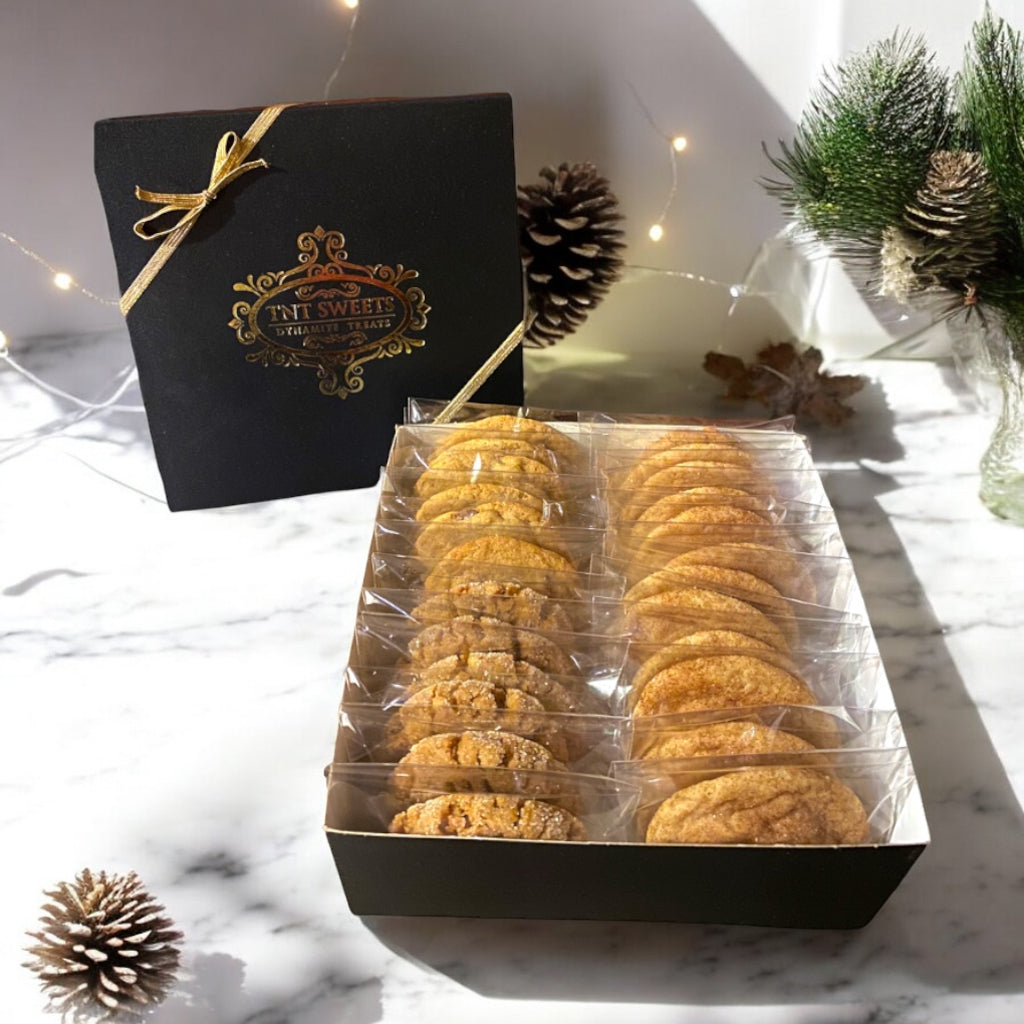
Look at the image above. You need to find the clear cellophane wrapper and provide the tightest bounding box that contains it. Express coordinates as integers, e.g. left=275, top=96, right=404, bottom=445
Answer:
left=328, top=404, right=918, bottom=845
left=325, top=761, right=639, bottom=842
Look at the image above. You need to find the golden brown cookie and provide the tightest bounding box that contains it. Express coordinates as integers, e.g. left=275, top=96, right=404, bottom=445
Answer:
left=619, top=445, right=756, bottom=492
left=639, top=427, right=742, bottom=454
left=624, top=587, right=790, bottom=651
left=663, top=544, right=818, bottom=606
left=630, top=654, right=816, bottom=717
left=631, top=507, right=775, bottom=563
left=392, top=679, right=566, bottom=756
left=644, top=766, right=869, bottom=845
left=629, top=632, right=788, bottom=694
left=412, top=581, right=574, bottom=633
left=635, top=719, right=817, bottom=760
left=414, top=483, right=547, bottom=522
left=619, top=463, right=767, bottom=521
left=423, top=536, right=580, bottom=600
left=412, top=653, right=585, bottom=713
left=389, top=793, right=587, bottom=841
left=413, top=502, right=547, bottom=559
left=631, top=488, right=767, bottom=530
left=414, top=451, right=562, bottom=501
left=431, top=414, right=581, bottom=465
left=407, top=615, right=578, bottom=677
left=427, top=435, right=560, bottom=470
left=624, top=564, right=798, bottom=649
left=399, top=729, right=566, bottom=772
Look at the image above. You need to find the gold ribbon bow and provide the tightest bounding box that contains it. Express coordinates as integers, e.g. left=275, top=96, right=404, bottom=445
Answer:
left=119, top=103, right=290, bottom=316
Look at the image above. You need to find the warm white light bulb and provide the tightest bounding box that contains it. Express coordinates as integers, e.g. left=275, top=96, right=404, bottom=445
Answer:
left=672, top=135, right=688, bottom=152
left=648, top=223, right=664, bottom=242
left=341, top=0, right=359, bottom=8
left=54, top=272, right=73, bottom=290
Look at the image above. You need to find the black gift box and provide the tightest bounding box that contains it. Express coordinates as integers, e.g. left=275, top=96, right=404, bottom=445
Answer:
left=95, top=96, right=524, bottom=511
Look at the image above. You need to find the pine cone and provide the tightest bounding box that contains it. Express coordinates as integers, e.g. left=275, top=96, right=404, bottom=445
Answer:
left=903, top=150, right=1005, bottom=286
left=517, top=162, right=625, bottom=347
left=24, top=869, right=183, bottom=1020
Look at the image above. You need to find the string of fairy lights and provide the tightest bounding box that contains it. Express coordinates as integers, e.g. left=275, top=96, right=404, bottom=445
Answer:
left=1, top=0, right=753, bottom=478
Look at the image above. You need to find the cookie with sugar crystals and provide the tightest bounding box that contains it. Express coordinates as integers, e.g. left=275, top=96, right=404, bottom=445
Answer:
left=644, top=766, right=869, bottom=845
left=390, top=793, right=586, bottom=841
left=398, top=729, right=566, bottom=773
left=635, top=719, right=816, bottom=760
left=624, top=586, right=789, bottom=651
left=412, top=581, right=574, bottom=634
left=415, top=483, right=547, bottom=522
left=407, top=615, right=578, bottom=678
left=630, top=653, right=816, bottom=717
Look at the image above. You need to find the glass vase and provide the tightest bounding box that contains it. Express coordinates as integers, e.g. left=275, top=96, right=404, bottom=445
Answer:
left=953, top=320, right=1024, bottom=524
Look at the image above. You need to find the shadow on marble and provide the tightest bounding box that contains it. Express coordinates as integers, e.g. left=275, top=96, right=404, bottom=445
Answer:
left=151, top=952, right=384, bottom=1024
left=363, top=465, right=1024, bottom=1006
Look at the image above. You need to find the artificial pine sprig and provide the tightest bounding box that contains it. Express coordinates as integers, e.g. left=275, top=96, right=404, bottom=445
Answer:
left=763, top=32, right=953, bottom=249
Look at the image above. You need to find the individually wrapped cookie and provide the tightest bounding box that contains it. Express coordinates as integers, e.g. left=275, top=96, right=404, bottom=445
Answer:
left=325, top=761, right=639, bottom=842
left=596, top=547, right=856, bottom=610
left=619, top=642, right=884, bottom=717
left=349, top=611, right=629, bottom=688
left=614, top=747, right=916, bottom=845
left=339, top=703, right=623, bottom=774
left=609, top=522, right=848, bottom=575
left=374, top=488, right=605, bottom=528
left=368, top=551, right=624, bottom=604
left=604, top=468, right=832, bottom=517
left=599, top=442, right=816, bottom=488
left=371, top=518, right=605, bottom=565
left=624, top=706, right=906, bottom=760
left=388, top=422, right=594, bottom=474
left=357, top=585, right=613, bottom=636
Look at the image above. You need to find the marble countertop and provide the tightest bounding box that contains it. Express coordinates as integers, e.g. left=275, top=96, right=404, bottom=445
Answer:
left=3, top=329, right=1024, bottom=1024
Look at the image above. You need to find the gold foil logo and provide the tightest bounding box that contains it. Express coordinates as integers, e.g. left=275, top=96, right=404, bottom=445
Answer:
left=229, top=226, right=429, bottom=398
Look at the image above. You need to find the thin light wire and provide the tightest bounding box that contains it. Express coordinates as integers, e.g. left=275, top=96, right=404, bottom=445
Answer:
left=0, top=231, right=119, bottom=306
left=0, top=348, right=143, bottom=412
left=323, top=3, right=361, bottom=100
left=625, top=80, right=683, bottom=230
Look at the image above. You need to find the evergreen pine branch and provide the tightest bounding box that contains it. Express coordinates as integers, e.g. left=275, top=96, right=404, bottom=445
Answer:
left=764, top=33, right=953, bottom=244
left=959, top=7, right=1024, bottom=244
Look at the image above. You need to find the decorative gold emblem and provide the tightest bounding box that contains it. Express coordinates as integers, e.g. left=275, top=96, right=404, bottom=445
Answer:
left=229, top=226, right=429, bottom=398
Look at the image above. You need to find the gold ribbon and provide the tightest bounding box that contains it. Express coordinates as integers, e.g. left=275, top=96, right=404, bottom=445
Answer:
left=434, top=313, right=533, bottom=424
left=119, top=103, right=290, bottom=316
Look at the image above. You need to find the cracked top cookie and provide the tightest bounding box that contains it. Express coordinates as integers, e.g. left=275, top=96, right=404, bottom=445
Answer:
left=644, top=766, right=869, bottom=845
left=390, top=792, right=587, bottom=841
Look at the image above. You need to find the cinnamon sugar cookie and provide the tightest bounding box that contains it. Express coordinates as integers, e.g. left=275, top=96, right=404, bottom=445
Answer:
left=412, top=581, right=574, bottom=633
left=635, top=719, right=816, bottom=760
left=624, top=586, right=789, bottom=651
left=663, top=544, right=818, bottom=606
left=630, top=654, right=816, bottom=717
left=645, top=766, right=869, bottom=845
left=415, top=451, right=562, bottom=501
left=432, top=414, right=581, bottom=465
left=413, top=502, right=547, bottom=559
left=399, top=729, right=566, bottom=773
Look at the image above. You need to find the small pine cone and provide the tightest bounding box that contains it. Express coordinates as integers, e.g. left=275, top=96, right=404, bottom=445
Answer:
left=517, top=162, right=625, bottom=347
left=903, top=150, right=1005, bottom=287
left=24, top=869, right=183, bottom=1021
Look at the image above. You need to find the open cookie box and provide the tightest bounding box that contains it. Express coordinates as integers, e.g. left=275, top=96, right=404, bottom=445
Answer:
left=324, top=402, right=929, bottom=928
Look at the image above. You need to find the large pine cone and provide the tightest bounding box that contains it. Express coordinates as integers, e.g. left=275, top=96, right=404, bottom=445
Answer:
left=903, top=150, right=1005, bottom=287
left=517, top=162, right=625, bottom=347
left=24, top=869, right=183, bottom=1020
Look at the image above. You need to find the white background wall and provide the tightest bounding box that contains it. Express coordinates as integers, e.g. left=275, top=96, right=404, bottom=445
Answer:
left=0, top=0, right=1017, bottom=373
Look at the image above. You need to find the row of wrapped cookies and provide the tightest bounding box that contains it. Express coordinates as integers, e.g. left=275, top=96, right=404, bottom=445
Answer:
left=595, top=419, right=913, bottom=844
left=336, top=410, right=627, bottom=842
left=328, top=404, right=915, bottom=846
